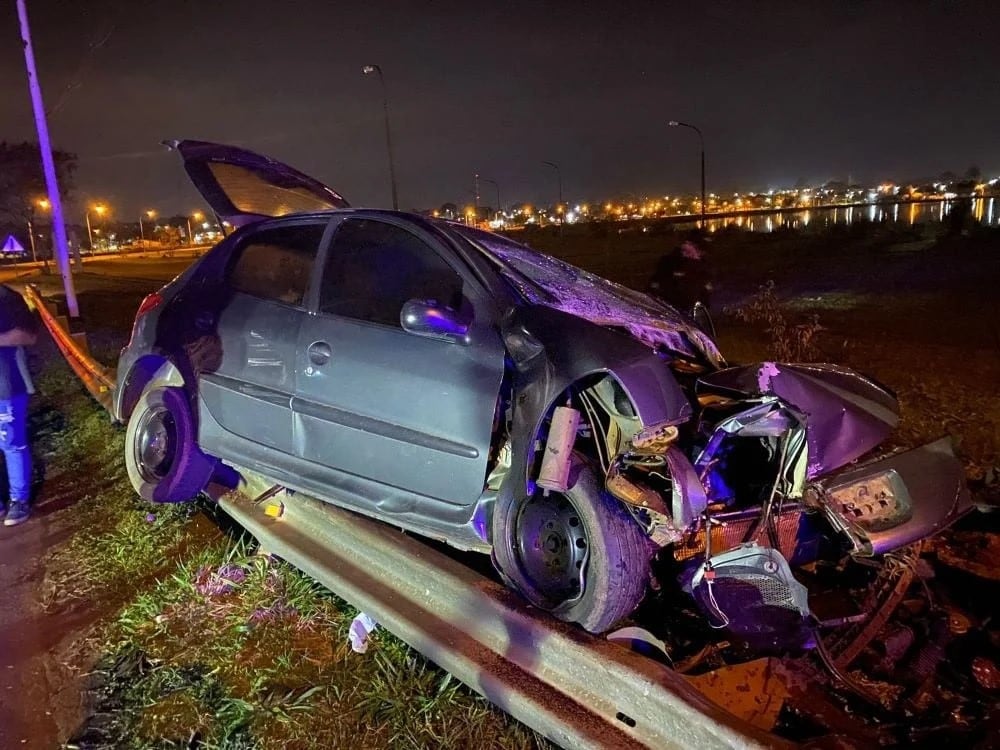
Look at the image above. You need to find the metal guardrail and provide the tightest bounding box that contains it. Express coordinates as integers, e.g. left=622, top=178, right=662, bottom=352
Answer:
left=24, top=283, right=115, bottom=412
left=215, top=475, right=778, bottom=750
left=29, top=283, right=776, bottom=749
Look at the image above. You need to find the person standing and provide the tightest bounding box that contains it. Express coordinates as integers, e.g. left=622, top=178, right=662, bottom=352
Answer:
left=0, top=285, right=38, bottom=527
left=648, top=237, right=714, bottom=316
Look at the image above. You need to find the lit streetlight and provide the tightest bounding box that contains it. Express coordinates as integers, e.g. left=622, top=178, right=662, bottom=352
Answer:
left=668, top=120, right=706, bottom=229
left=86, top=203, right=107, bottom=254
left=362, top=64, right=399, bottom=210
left=139, top=209, right=155, bottom=248
left=541, top=161, right=563, bottom=221
left=188, top=211, right=204, bottom=246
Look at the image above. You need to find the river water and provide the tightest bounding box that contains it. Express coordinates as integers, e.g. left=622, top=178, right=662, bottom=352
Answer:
left=699, top=198, right=997, bottom=233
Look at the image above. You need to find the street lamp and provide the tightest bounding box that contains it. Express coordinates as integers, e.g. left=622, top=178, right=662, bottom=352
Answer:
left=188, top=211, right=204, bottom=246
left=86, top=203, right=107, bottom=253
left=362, top=64, right=399, bottom=210
left=542, top=161, right=563, bottom=221
left=28, top=197, right=50, bottom=266
left=481, top=177, right=501, bottom=224
left=668, top=120, right=706, bottom=230
left=139, top=209, right=155, bottom=248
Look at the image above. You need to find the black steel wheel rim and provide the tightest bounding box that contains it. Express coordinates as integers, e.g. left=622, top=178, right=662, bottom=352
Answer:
left=136, top=406, right=177, bottom=482
left=514, top=490, right=589, bottom=602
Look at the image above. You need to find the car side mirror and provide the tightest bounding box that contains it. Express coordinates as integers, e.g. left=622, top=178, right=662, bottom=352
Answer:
left=400, top=298, right=471, bottom=343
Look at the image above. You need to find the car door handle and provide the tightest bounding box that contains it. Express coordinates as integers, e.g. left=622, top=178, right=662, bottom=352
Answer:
left=307, top=340, right=332, bottom=366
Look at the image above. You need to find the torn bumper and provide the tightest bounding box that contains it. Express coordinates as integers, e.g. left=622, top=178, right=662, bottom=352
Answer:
left=818, top=437, right=972, bottom=555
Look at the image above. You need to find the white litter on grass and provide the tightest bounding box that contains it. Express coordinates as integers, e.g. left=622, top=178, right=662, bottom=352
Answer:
left=348, top=612, right=379, bottom=654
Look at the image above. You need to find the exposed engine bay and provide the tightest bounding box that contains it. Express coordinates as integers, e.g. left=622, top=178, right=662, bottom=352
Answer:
left=526, top=360, right=971, bottom=652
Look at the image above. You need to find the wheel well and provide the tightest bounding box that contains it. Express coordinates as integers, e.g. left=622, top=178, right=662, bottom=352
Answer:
left=529, top=373, right=641, bottom=482
left=118, top=356, right=186, bottom=422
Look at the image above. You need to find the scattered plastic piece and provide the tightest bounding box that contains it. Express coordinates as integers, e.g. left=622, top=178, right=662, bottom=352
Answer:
left=145, top=513, right=156, bottom=523
left=606, top=625, right=671, bottom=663
left=264, top=502, right=284, bottom=518
left=348, top=612, right=379, bottom=654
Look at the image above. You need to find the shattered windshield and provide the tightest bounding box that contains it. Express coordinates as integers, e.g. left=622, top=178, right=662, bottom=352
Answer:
left=448, top=225, right=724, bottom=366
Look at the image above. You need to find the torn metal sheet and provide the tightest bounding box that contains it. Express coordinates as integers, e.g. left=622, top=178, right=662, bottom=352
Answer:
left=698, top=362, right=900, bottom=478
left=684, top=658, right=790, bottom=732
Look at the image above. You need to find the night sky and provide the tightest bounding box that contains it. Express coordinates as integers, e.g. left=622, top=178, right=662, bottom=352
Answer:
left=2, top=0, right=998, bottom=218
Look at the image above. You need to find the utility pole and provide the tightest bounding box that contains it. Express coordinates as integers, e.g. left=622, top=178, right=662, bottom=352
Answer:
left=482, top=178, right=501, bottom=224
left=668, top=120, right=707, bottom=230
left=26, top=218, right=37, bottom=264
left=542, top=161, right=563, bottom=218
left=16, top=0, right=78, bottom=317
left=474, top=172, right=480, bottom=220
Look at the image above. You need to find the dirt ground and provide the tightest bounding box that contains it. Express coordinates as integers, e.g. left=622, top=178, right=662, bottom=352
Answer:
left=1, top=221, right=998, bottom=747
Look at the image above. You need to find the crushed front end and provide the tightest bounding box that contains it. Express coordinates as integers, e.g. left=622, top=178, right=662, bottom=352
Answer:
left=591, top=361, right=972, bottom=648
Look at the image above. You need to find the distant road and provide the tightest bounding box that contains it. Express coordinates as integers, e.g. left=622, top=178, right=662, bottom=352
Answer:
left=0, top=248, right=206, bottom=287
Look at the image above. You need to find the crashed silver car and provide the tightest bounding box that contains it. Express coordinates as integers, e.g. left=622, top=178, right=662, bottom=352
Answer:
left=115, top=141, right=971, bottom=640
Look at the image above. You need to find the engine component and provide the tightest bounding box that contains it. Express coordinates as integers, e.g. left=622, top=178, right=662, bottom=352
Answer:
left=536, top=405, right=581, bottom=493
left=630, top=422, right=679, bottom=454
left=685, top=543, right=813, bottom=650
left=606, top=463, right=669, bottom=514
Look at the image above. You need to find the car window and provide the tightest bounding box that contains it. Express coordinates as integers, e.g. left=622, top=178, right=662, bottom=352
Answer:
left=318, top=218, right=463, bottom=326
left=227, top=222, right=327, bottom=306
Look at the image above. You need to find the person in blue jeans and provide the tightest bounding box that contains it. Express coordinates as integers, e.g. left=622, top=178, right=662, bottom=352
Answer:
left=0, top=285, right=37, bottom=527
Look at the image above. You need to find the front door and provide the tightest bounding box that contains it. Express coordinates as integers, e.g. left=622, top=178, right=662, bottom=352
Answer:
left=292, top=216, right=504, bottom=506
left=198, top=219, right=331, bottom=459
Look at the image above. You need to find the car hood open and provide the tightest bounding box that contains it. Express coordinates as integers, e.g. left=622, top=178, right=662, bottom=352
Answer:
left=165, top=139, right=349, bottom=228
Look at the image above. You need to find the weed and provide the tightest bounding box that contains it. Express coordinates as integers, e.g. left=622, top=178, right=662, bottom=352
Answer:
left=729, top=280, right=826, bottom=361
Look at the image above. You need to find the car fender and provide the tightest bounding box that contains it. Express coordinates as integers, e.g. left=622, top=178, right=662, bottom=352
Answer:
left=494, top=306, right=691, bottom=526
left=114, top=352, right=187, bottom=423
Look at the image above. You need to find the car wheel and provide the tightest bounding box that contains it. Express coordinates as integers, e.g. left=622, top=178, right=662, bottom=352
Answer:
left=492, top=453, right=652, bottom=633
left=125, top=385, right=214, bottom=503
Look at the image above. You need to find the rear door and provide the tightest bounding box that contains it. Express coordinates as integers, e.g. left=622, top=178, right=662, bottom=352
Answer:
left=292, top=215, right=505, bottom=506
left=198, top=218, right=333, bottom=459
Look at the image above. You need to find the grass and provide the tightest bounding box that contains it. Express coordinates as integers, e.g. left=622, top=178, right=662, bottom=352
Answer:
left=35, top=361, right=547, bottom=749
left=71, top=536, right=546, bottom=748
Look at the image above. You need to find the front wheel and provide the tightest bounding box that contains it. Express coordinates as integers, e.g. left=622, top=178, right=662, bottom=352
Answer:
left=492, top=453, right=652, bottom=633
left=125, top=385, right=214, bottom=503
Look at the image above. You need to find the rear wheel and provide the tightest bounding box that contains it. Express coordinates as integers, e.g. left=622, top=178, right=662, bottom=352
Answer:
left=125, top=385, right=214, bottom=503
left=492, top=453, right=652, bottom=633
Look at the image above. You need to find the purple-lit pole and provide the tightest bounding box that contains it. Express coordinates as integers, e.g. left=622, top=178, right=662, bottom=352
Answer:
left=16, top=0, right=78, bottom=317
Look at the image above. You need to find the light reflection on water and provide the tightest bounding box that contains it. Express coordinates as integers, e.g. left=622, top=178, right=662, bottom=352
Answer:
left=699, top=199, right=997, bottom=233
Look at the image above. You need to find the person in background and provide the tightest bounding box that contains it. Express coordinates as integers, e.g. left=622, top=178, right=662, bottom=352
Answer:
left=0, top=285, right=38, bottom=527
left=648, top=236, right=714, bottom=316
